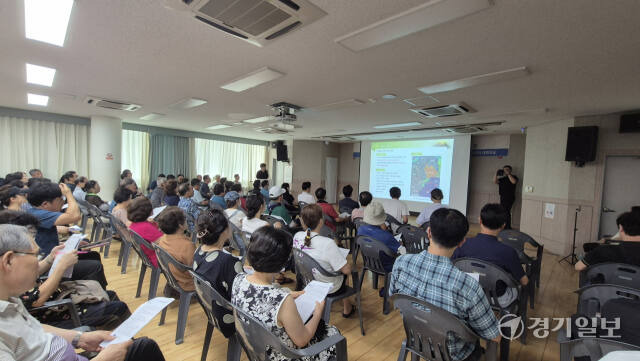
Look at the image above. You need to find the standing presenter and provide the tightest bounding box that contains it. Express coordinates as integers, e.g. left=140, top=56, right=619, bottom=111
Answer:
left=493, top=165, right=518, bottom=229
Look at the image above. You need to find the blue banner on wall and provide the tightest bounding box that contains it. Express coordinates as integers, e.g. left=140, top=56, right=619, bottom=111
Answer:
left=471, top=148, right=509, bottom=157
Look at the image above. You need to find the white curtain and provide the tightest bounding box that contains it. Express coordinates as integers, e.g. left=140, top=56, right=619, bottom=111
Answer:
left=0, top=116, right=89, bottom=180
left=121, top=129, right=150, bottom=190
left=194, top=138, right=267, bottom=188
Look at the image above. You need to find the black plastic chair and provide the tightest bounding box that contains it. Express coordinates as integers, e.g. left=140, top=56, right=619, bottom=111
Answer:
left=189, top=271, right=242, bottom=361
left=355, top=235, right=397, bottom=315
left=392, top=294, right=498, bottom=361
left=579, top=263, right=640, bottom=289
left=30, top=299, right=82, bottom=328
left=453, top=257, right=528, bottom=357
left=557, top=328, right=640, bottom=361
left=110, top=216, right=133, bottom=274
left=233, top=307, right=348, bottom=361
left=396, top=224, right=429, bottom=254
left=228, top=222, right=247, bottom=264
left=298, top=201, right=310, bottom=209
left=77, top=199, right=90, bottom=233
left=385, top=213, right=403, bottom=230
left=129, top=230, right=161, bottom=300
left=498, top=229, right=543, bottom=295
left=292, top=248, right=364, bottom=335
left=153, top=244, right=195, bottom=345
left=575, top=284, right=640, bottom=318
left=419, top=221, right=429, bottom=231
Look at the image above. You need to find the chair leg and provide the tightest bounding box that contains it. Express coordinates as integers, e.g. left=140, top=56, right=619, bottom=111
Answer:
left=136, top=264, right=147, bottom=298
left=148, top=268, right=160, bottom=300
left=396, top=341, right=408, bottom=361
left=226, top=333, right=242, bottom=361
left=120, top=243, right=131, bottom=274
left=357, top=291, right=364, bottom=336
left=358, top=270, right=366, bottom=335
left=322, top=298, right=334, bottom=323
left=175, top=292, right=193, bottom=344
left=201, top=323, right=214, bottom=361
left=382, top=274, right=391, bottom=315
left=529, top=281, right=535, bottom=309
left=159, top=308, right=167, bottom=326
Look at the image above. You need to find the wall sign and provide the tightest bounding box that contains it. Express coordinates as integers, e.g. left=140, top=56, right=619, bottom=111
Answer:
left=471, top=148, right=509, bottom=157
left=105, top=153, right=114, bottom=160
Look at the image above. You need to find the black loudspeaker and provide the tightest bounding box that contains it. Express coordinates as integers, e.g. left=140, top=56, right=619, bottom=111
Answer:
left=276, top=142, right=288, bottom=161
left=620, top=113, right=640, bottom=133
left=565, top=126, right=598, bottom=165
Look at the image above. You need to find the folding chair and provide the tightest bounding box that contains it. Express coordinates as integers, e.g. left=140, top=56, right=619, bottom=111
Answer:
left=111, top=216, right=133, bottom=274
left=579, top=263, right=640, bottom=289
left=153, top=244, right=195, bottom=345
left=392, top=294, right=498, bottom=361
left=292, top=248, right=364, bottom=335
left=129, top=230, right=161, bottom=300
left=233, top=307, right=348, bottom=361
left=190, top=271, right=242, bottom=361
left=396, top=224, right=429, bottom=254
left=355, top=235, right=397, bottom=315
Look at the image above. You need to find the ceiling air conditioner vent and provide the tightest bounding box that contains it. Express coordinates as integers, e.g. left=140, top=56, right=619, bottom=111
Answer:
left=85, top=96, right=141, bottom=111
left=174, top=0, right=326, bottom=46
left=255, top=127, right=289, bottom=134
left=444, top=126, right=486, bottom=134
left=410, top=103, right=475, bottom=118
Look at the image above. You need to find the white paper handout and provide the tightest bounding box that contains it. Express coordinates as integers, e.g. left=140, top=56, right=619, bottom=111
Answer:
left=100, top=297, right=175, bottom=347
left=48, top=234, right=85, bottom=278
left=295, top=281, right=332, bottom=322
left=69, top=225, right=82, bottom=233
left=394, top=234, right=403, bottom=243
left=151, top=206, right=167, bottom=219
left=466, top=272, right=481, bottom=282
left=338, top=247, right=350, bottom=259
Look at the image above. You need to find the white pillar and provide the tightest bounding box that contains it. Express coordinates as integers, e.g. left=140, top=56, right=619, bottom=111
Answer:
left=89, top=116, right=121, bottom=202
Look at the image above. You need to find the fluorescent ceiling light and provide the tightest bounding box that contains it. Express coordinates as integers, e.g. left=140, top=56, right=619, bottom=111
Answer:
left=24, top=0, right=74, bottom=47
left=418, top=66, right=530, bottom=94
left=27, top=93, right=49, bottom=106
left=169, top=97, right=207, bottom=109
left=335, top=0, right=491, bottom=51
left=139, top=113, right=165, bottom=121
left=26, top=63, right=56, bottom=87
left=242, top=116, right=272, bottom=124
left=220, top=67, right=285, bottom=92
left=374, top=122, right=421, bottom=129
left=206, top=124, right=232, bottom=130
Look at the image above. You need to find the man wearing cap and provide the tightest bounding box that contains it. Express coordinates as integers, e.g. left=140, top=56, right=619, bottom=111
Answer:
left=223, top=191, right=245, bottom=229
left=0, top=187, right=29, bottom=211
left=267, top=186, right=294, bottom=228
left=356, top=201, right=400, bottom=274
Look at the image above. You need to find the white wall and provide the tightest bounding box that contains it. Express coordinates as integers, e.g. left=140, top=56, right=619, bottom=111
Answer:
left=89, top=116, right=122, bottom=202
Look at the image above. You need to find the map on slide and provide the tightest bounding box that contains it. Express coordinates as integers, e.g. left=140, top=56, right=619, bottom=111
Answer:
left=410, top=156, right=441, bottom=197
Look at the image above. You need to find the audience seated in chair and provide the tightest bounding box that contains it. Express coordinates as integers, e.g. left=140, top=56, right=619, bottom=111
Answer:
left=190, top=178, right=209, bottom=206
left=383, top=187, right=409, bottom=230
left=294, top=204, right=355, bottom=317
left=210, top=183, right=227, bottom=210
left=357, top=201, right=400, bottom=275
left=268, top=186, right=296, bottom=229
left=281, top=183, right=297, bottom=211
left=575, top=210, right=640, bottom=272
left=416, top=188, right=445, bottom=227
left=84, top=180, right=109, bottom=212
left=242, top=194, right=272, bottom=234
left=201, top=174, right=212, bottom=199
left=315, top=188, right=345, bottom=232
left=149, top=177, right=166, bottom=208
left=127, top=197, right=162, bottom=267
left=298, top=181, right=316, bottom=205
left=390, top=208, right=501, bottom=361
left=338, top=185, right=359, bottom=215
left=156, top=207, right=195, bottom=293
left=163, top=179, right=179, bottom=206
left=0, top=224, right=166, bottom=361
left=224, top=191, right=245, bottom=230
left=59, top=170, right=78, bottom=192
left=0, top=186, right=29, bottom=211
left=177, top=183, right=201, bottom=232
left=112, top=186, right=134, bottom=227
left=452, top=203, right=529, bottom=307
left=232, top=226, right=342, bottom=361
left=147, top=173, right=165, bottom=194
left=72, top=176, right=88, bottom=201
left=350, top=191, right=371, bottom=220
left=260, top=180, right=270, bottom=204
left=193, top=209, right=244, bottom=338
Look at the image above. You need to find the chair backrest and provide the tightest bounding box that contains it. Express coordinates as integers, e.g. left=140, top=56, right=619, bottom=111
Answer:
left=112, top=216, right=134, bottom=246
left=338, top=206, right=352, bottom=215
left=355, top=235, right=396, bottom=274
left=391, top=294, right=482, bottom=361
left=318, top=225, right=335, bottom=239
left=419, top=221, right=429, bottom=231
left=153, top=243, right=192, bottom=292
left=261, top=214, right=284, bottom=227
left=298, top=201, right=309, bottom=209
left=323, top=213, right=336, bottom=227
left=397, top=225, right=429, bottom=254
left=452, top=258, right=520, bottom=307
left=228, top=222, right=247, bottom=260
left=189, top=270, right=233, bottom=330
left=566, top=338, right=640, bottom=361
left=233, top=307, right=347, bottom=361
left=386, top=213, right=402, bottom=226
left=352, top=217, right=365, bottom=230
left=582, top=263, right=640, bottom=289
left=293, top=248, right=341, bottom=288
left=576, top=284, right=640, bottom=317
left=498, top=229, right=541, bottom=261
left=129, top=229, right=157, bottom=268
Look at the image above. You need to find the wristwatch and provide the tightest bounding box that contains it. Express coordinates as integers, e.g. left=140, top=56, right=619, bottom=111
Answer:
left=71, top=331, right=83, bottom=348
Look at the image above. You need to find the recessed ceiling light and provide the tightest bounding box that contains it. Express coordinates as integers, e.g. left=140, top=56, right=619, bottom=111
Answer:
left=26, top=63, right=56, bottom=87
left=168, top=97, right=207, bottom=109
left=27, top=93, right=49, bottom=106
left=418, top=66, right=530, bottom=94
left=139, top=113, right=165, bottom=121
left=381, top=94, right=397, bottom=100
left=25, top=0, right=74, bottom=47
left=220, top=67, right=285, bottom=92
left=374, top=122, right=421, bottom=129
left=242, top=116, right=272, bottom=124
left=207, top=124, right=232, bottom=130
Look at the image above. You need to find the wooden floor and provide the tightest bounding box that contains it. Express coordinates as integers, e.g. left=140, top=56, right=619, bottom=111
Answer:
left=101, top=231, right=580, bottom=361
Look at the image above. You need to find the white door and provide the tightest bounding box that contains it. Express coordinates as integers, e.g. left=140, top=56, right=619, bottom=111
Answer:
left=599, top=156, right=640, bottom=238
left=325, top=157, right=338, bottom=203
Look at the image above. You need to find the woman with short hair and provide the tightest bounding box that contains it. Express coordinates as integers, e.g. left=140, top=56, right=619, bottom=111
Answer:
left=127, top=197, right=162, bottom=267
left=156, top=207, right=195, bottom=292
left=112, top=187, right=134, bottom=226
left=163, top=179, right=179, bottom=206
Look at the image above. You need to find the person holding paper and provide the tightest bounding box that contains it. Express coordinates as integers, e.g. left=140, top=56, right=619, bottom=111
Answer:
left=0, top=224, right=166, bottom=361
left=232, top=227, right=341, bottom=361
left=293, top=204, right=355, bottom=318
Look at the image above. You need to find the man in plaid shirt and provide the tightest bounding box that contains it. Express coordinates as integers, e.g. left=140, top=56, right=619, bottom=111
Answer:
left=389, top=208, right=500, bottom=361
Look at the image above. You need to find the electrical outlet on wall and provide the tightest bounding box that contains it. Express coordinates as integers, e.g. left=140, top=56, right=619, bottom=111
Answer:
left=525, top=185, right=534, bottom=193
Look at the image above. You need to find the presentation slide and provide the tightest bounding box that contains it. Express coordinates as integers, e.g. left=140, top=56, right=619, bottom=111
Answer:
left=359, top=135, right=471, bottom=214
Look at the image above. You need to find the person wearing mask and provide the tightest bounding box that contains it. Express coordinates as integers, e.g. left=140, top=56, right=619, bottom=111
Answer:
left=493, top=165, right=518, bottom=229
left=416, top=188, right=445, bottom=227
left=297, top=182, right=315, bottom=205
left=58, top=171, right=77, bottom=192
left=351, top=191, right=372, bottom=220
left=72, top=176, right=88, bottom=201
